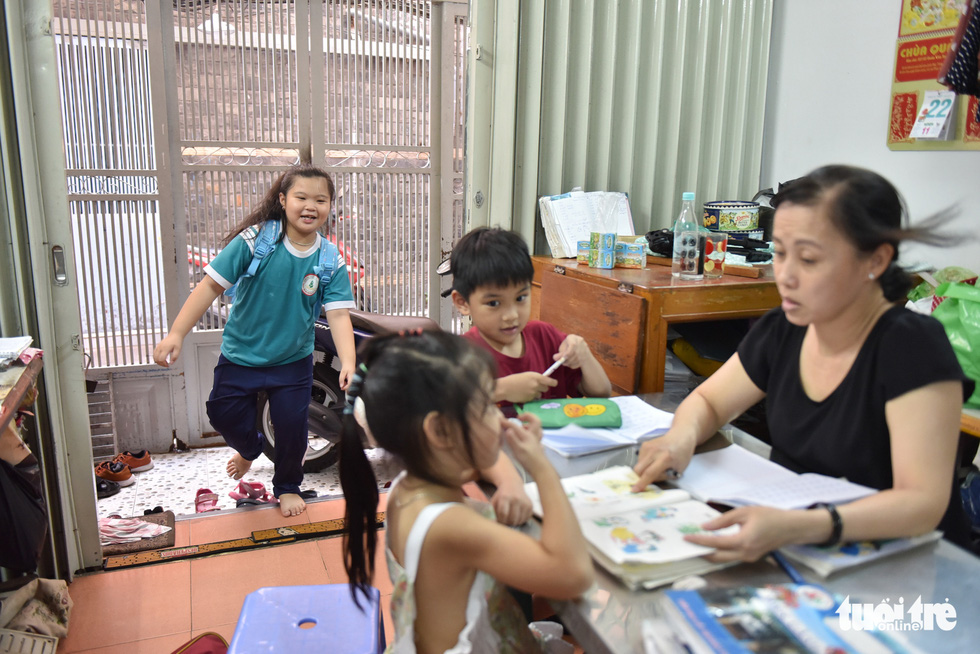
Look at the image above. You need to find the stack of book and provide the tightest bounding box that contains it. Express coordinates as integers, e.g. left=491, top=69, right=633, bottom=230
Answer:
left=524, top=466, right=738, bottom=589
left=539, top=395, right=674, bottom=457
left=538, top=190, right=634, bottom=258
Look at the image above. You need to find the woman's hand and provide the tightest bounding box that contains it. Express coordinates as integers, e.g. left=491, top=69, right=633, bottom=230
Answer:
left=683, top=506, right=791, bottom=562
left=631, top=430, right=697, bottom=492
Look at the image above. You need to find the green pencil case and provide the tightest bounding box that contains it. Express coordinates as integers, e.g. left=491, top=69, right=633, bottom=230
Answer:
left=518, top=398, right=622, bottom=429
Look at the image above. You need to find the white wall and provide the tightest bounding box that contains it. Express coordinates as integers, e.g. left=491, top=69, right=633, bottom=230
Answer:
left=762, top=1, right=980, bottom=272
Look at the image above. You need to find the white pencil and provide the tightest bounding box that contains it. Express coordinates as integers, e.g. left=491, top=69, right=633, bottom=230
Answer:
left=542, top=357, right=566, bottom=377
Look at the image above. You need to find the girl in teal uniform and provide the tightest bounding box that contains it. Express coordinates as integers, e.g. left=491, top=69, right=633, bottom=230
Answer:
left=154, top=164, right=356, bottom=517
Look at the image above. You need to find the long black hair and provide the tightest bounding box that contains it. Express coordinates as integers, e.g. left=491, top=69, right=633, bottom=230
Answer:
left=222, top=163, right=336, bottom=246
left=772, top=165, right=962, bottom=301
left=340, top=331, right=496, bottom=606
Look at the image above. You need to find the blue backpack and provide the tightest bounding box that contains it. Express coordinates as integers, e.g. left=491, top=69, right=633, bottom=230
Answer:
left=224, top=220, right=339, bottom=313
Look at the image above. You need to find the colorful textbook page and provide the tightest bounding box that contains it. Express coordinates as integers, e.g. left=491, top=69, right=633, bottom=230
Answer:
left=524, top=466, right=737, bottom=571
left=659, top=583, right=924, bottom=654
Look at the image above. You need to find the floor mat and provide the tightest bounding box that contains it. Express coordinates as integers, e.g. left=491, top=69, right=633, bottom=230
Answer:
left=96, top=446, right=398, bottom=519
left=101, top=510, right=176, bottom=556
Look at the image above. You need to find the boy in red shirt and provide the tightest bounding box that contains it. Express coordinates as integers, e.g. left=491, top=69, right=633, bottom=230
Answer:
left=449, top=227, right=611, bottom=408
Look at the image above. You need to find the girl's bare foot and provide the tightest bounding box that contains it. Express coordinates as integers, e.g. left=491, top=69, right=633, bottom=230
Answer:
left=226, top=452, right=252, bottom=480
left=279, top=493, right=306, bottom=517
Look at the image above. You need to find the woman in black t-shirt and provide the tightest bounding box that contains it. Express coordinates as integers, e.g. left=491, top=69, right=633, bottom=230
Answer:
left=633, top=165, right=974, bottom=561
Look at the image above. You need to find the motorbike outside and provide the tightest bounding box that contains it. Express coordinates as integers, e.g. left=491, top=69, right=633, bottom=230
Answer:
left=256, top=310, right=440, bottom=471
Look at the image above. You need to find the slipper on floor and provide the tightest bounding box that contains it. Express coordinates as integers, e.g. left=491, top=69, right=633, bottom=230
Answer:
left=235, top=491, right=278, bottom=508
left=299, top=489, right=318, bottom=499
left=229, top=480, right=267, bottom=501
left=195, top=488, right=220, bottom=513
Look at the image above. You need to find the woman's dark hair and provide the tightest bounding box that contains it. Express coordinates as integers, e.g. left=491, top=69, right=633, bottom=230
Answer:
left=222, top=163, right=335, bottom=246
left=771, top=165, right=961, bottom=301
left=339, top=331, right=496, bottom=606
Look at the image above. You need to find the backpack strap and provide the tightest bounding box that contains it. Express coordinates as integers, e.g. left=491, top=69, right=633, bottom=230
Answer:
left=313, top=238, right=340, bottom=305
left=225, top=221, right=280, bottom=299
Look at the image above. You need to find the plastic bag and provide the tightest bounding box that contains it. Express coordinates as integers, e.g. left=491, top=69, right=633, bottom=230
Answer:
left=932, top=282, right=980, bottom=408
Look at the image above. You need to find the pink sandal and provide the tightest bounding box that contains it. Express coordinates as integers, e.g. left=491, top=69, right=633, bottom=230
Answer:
left=228, top=480, right=267, bottom=501
left=195, top=488, right=220, bottom=513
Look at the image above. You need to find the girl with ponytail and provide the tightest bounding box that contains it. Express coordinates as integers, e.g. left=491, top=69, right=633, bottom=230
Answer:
left=339, top=331, right=592, bottom=653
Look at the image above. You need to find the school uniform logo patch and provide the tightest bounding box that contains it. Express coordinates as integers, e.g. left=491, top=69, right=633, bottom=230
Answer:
left=302, top=274, right=319, bottom=296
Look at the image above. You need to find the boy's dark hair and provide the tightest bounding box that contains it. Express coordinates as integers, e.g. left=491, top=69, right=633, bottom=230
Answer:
left=449, top=227, right=535, bottom=299
left=339, top=331, right=496, bottom=607
left=223, top=163, right=335, bottom=246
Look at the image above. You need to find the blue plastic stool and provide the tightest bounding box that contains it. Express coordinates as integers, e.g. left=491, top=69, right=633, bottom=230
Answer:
left=228, top=584, right=386, bottom=653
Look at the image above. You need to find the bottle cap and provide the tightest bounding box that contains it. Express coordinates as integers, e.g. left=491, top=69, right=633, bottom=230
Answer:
left=682, top=192, right=695, bottom=201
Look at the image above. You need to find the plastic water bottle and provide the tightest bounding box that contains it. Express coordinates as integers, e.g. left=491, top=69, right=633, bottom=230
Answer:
left=672, top=191, right=702, bottom=280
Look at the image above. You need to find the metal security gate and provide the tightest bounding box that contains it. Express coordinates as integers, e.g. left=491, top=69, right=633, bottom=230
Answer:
left=51, top=0, right=467, bottom=450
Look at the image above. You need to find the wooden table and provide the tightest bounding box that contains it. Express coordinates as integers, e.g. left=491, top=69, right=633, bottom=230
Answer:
left=530, top=257, right=781, bottom=394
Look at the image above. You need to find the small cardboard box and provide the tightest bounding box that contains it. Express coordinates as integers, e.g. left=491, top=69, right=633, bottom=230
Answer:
left=577, top=240, right=590, bottom=263
left=615, top=241, right=646, bottom=268
left=589, top=249, right=614, bottom=269
left=590, top=232, right=616, bottom=251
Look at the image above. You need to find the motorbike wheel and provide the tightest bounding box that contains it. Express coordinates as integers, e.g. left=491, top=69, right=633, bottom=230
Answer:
left=257, top=368, right=345, bottom=473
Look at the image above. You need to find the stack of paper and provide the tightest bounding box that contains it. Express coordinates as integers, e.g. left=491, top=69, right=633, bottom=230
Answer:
left=541, top=396, right=674, bottom=457
left=538, top=190, right=635, bottom=258
left=0, top=335, right=32, bottom=370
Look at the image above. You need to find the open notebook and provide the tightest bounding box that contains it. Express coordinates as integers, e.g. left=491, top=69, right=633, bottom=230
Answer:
left=674, top=444, right=876, bottom=510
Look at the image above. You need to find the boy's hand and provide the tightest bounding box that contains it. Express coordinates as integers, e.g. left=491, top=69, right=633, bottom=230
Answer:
left=497, top=372, right=558, bottom=403
left=153, top=334, right=183, bottom=368
left=557, top=334, right=593, bottom=369
left=501, top=413, right=549, bottom=476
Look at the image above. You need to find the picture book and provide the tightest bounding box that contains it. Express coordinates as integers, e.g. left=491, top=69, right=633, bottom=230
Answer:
left=524, top=466, right=737, bottom=589
left=539, top=395, right=674, bottom=458
left=655, top=583, right=924, bottom=654
left=675, top=444, right=877, bottom=510
left=538, top=190, right=634, bottom=258
left=778, top=530, right=942, bottom=578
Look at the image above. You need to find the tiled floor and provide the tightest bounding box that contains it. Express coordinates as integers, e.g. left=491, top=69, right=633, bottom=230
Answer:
left=97, top=445, right=400, bottom=518
left=61, top=495, right=394, bottom=653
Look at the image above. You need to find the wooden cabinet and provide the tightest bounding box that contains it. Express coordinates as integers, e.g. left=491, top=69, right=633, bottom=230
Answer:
left=531, top=257, right=781, bottom=394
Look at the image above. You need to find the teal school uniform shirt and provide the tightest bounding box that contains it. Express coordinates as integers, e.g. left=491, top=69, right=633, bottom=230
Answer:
left=205, top=225, right=356, bottom=367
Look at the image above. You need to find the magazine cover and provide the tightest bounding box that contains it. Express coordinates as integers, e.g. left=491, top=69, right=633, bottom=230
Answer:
left=661, top=583, right=924, bottom=654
